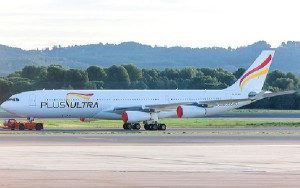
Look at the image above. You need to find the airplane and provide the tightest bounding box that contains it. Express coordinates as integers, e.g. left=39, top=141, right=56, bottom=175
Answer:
left=0, top=50, right=296, bottom=130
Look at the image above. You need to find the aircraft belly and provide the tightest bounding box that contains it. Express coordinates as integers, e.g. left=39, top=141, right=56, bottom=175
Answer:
left=93, top=111, right=121, bottom=120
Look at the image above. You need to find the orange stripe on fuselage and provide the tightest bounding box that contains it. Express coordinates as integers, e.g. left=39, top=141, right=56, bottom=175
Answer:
left=239, top=55, right=272, bottom=86
left=240, top=68, right=269, bottom=91
left=66, top=93, right=94, bottom=104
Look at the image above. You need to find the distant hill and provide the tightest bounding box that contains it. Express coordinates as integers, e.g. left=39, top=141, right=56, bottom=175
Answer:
left=1, top=41, right=300, bottom=76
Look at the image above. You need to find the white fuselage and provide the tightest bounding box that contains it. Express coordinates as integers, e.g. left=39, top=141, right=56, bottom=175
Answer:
left=1, top=89, right=251, bottom=120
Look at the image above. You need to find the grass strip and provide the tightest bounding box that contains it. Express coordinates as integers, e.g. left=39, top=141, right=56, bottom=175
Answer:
left=33, top=118, right=300, bottom=128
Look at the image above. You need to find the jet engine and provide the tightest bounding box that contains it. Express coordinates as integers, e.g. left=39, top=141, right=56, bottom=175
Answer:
left=177, top=105, right=206, bottom=118
left=122, top=111, right=151, bottom=123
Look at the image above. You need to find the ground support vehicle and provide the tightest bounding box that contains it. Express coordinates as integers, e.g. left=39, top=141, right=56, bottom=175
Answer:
left=2, top=119, right=43, bottom=130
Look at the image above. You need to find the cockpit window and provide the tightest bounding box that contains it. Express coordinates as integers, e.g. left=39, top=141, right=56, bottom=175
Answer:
left=7, top=98, right=20, bottom=102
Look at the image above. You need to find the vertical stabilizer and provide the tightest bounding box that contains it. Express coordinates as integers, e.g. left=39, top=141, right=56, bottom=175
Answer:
left=226, top=50, right=275, bottom=93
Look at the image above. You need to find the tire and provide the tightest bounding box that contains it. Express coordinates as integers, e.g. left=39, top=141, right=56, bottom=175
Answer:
left=127, top=123, right=132, bottom=130
left=19, top=124, right=25, bottom=131
left=160, top=124, right=166, bottom=131
left=133, top=123, right=141, bottom=130
left=144, top=124, right=150, bottom=130
left=123, top=123, right=132, bottom=130
left=35, top=123, right=43, bottom=131
left=151, top=124, right=158, bottom=130
left=123, top=123, right=130, bottom=130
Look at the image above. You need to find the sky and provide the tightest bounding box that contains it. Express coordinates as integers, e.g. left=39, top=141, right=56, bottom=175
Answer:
left=0, top=0, right=299, bottom=50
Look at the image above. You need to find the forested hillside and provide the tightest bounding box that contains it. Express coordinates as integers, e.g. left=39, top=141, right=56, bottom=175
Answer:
left=0, top=64, right=299, bottom=109
left=1, top=41, right=300, bottom=76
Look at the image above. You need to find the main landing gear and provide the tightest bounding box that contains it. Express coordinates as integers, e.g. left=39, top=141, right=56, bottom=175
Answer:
left=123, top=123, right=167, bottom=131
left=144, top=123, right=166, bottom=131
left=123, top=122, right=167, bottom=131
left=122, top=112, right=167, bottom=131
left=123, top=123, right=141, bottom=130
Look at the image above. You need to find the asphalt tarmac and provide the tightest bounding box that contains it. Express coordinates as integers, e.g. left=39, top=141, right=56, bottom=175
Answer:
left=1, top=129, right=300, bottom=187
left=1, top=112, right=300, bottom=187
left=1, top=128, right=300, bottom=145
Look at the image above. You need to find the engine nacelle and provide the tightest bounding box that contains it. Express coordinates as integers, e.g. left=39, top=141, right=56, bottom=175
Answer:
left=177, top=105, right=206, bottom=118
left=122, top=111, right=151, bottom=123
left=80, top=118, right=96, bottom=122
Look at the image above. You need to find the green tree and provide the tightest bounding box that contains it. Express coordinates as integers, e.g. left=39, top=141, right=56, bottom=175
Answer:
left=84, top=81, right=104, bottom=89
left=64, top=69, right=89, bottom=89
left=215, top=70, right=236, bottom=87
left=233, top=68, right=246, bottom=79
left=7, top=77, right=33, bottom=94
left=47, top=65, right=66, bottom=83
left=180, top=67, right=197, bottom=80
left=142, top=69, right=160, bottom=82
left=274, top=78, right=294, bottom=90
left=86, top=66, right=107, bottom=81
left=21, top=66, right=47, bottom=80
left=106, top=65, right=130, bottom=89
left=189, top=76, right=220, bottom=89
left=0, top=78, right=12, bottom=102
left=162, top=68, right=180, bottom=80
left=122, top=64, right=142, bottom=81
left=266, top=70, right=286, bottom=87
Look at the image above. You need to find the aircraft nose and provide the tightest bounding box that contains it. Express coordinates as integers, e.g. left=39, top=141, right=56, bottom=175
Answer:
left=0, top=102, right=8, bottom=111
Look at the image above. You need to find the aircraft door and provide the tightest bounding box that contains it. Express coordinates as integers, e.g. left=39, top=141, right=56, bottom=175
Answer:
left=29, top=95, right=36, bottom=106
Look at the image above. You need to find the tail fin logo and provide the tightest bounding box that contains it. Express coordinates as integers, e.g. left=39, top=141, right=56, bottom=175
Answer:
left=239, top=55, right=272, bottom=91
left=66, top=93, right=94, bottom=105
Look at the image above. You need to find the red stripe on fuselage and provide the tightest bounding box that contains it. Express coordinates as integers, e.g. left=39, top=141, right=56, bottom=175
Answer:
left=239, top=55, right=272, bottom=86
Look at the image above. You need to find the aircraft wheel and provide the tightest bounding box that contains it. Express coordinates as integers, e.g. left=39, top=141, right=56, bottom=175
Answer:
left=19, top=124, right=25, bottom=131
left=123, top=123, right=130, bottom=130
left=123, top=123, right=132, bottom=130
left=133, top=123, right=141, bottom=130
left=151, top=124, right=158, bottom=130
left=144, top=124, right=150, bottom=130
left=159, top=124, right=167, bottom=131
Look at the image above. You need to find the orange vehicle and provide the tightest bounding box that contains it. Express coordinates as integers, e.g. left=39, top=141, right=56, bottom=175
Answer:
left=2, top=119, right=43, bottom=131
